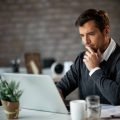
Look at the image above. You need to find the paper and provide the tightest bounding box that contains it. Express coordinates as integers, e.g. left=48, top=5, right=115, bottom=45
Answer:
left=101, top=104, right=120, bottom=118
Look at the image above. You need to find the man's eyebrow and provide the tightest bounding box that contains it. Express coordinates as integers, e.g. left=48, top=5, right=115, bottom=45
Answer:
left=80, top=31, right=95, bottom=36
left=88, top=30, right=96, bottom=33
left=80, top=33, right=84, bottom=36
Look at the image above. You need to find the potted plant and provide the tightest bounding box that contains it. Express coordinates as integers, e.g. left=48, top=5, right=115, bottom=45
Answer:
left=0, top=78, right=23, bottom=119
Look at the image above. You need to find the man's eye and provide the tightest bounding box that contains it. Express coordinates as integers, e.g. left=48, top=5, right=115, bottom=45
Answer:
left=89, top=32, right=95, bottom=35
left=80, top=35, right=84, bottom=38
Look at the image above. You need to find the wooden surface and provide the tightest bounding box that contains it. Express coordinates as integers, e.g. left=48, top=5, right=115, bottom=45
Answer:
left=24, top=53, right=42, bottom=74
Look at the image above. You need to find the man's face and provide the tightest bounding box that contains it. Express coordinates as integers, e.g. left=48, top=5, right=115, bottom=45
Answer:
left=79, top=20, right=108, bottom=52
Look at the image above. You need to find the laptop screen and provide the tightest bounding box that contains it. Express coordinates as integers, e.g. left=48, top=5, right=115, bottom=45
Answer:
left=0, top=73, right=68, bottom=114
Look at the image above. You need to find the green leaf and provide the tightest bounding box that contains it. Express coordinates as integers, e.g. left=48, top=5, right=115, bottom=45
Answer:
left=0, top=79, right=23, bottom=102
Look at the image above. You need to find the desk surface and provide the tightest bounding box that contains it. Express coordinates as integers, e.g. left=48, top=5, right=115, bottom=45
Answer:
left=20, top=109, right=70, bottom=120
left=0, top=107, right=70, bottom=120
left=0, top=106, right=120, bottom=120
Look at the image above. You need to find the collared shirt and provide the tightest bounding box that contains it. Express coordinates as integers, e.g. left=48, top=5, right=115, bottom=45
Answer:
left=89, top=38, right=116, bottom=76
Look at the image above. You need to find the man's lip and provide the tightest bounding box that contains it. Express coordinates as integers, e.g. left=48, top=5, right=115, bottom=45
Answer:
left=85, top=45, right=92, bottom=48
left=85, top=46, right=98, bottom=52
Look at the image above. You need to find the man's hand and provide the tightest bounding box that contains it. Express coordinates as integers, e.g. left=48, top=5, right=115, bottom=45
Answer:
left=83, top=46, right=102, bottom=71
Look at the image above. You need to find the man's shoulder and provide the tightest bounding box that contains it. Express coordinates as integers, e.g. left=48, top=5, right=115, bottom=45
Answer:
left=77, top=51, right=85, bottom=58
left=114, top=43, right=120, bottom=56
left=74, top=51, right=85, bottom=62
left=110, top=43, right=120, bottom=64
left=116, top=43, right=120, bottom=50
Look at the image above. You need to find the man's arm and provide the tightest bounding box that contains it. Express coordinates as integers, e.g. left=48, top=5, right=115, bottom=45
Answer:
left=83, top=46, right=120, bottom=105
left=57, top=89, right=64, bottom=100
left=56, top=54, right=82, bottom=98
left=91, top=64, right=120, bottom=105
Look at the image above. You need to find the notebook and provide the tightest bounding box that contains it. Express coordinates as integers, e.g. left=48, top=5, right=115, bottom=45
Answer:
left=0, top=73, right=68, bottom=114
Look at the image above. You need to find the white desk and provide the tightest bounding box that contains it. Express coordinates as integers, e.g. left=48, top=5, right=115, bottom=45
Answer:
left=0, top=107, right=70, bottom=120
left=20, top=109, right=70, bottom=120
left=1, top=106, right=120, bottom=120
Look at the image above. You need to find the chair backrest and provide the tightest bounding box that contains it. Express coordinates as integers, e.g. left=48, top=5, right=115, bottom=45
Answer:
left=24, top=53, right=42, bottom=74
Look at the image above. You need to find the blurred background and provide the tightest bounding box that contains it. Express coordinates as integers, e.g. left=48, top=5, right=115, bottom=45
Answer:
left=0, top=0, right=120, bottom=73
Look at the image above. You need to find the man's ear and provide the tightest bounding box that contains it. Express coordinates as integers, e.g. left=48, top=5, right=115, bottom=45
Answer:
left=104, top=25, right=110, bottom=35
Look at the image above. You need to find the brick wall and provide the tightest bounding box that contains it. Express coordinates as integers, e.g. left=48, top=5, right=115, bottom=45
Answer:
left=0, top=0, right=120, bottom=67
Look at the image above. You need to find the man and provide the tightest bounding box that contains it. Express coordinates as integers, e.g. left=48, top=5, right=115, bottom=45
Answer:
left=56, top=9, right=120, bottom=105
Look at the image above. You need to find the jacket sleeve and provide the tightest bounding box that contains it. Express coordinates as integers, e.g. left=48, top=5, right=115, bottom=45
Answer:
left=56, top=54, right=81, bottom=98
left=91, top=59, right=120, bottom=105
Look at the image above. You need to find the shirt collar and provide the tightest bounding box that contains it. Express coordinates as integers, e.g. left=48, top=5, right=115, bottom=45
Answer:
left=101, top=38, right=116, bottom=61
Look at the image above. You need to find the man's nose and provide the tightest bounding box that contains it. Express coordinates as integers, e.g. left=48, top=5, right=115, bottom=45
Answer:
left=83, top=36, right=91, bottom=45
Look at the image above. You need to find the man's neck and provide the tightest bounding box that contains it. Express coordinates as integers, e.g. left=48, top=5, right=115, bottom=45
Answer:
left=100, top=38, right=111, bottom=53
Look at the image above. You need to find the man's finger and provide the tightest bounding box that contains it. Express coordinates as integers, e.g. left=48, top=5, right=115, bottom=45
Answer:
left=86, top=46, right=94, bottom=53
left=84, top=55, right=88, bottom=60
left=83, top=58, right=88, bottom=63
left=85, top=51, right=91, bottom=57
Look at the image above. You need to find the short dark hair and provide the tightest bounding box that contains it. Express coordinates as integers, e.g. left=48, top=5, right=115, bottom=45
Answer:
left=75, top=9, right=110, bottom=32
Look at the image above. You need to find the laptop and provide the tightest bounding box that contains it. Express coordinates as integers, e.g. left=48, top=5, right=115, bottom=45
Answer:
left=0, top=73, right=68, bottom=114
